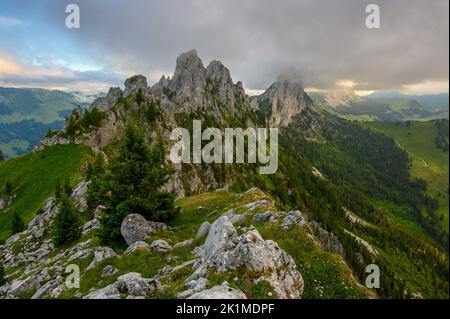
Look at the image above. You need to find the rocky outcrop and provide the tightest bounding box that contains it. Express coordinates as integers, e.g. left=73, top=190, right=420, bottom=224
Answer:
left=92, top=87, right=123, bottom=111
left=309, top=221, right=345, bottom=256
left=33, top=135, right=72, bottom=152
left=197, top=216, right=304, bottom=299
left=123, top=75, right=148, bottom=98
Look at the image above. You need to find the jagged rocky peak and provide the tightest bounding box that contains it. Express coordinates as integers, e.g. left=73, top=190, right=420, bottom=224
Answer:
left=257, top=71, right=313, bottom=127
left=154, top=49, right=247, bottom=115
left=168, top=49, right=208, bottom=97
left=123, top=75, right=148, bottom=98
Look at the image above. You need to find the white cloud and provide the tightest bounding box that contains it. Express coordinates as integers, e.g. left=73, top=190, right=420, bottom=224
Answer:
left=0, top=16, right=22, bottom=27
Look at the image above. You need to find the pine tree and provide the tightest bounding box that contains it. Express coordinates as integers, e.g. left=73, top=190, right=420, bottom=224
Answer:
left=0, top=261, right=6, bottom=286
left=0, top=149, right=5, bottom=162
left=53, top=194, right=81, bottom=247
left=98, top=122, right=177, bottom=243
left=11, top=212, right=25, bottom=234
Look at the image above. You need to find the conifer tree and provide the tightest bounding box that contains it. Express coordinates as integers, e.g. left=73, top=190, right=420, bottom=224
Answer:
left=0, top=261, right=6, bottom=286
left=98, top=122, right=177, bottom=243
left=53, top=193, right=81, bottom=247
left=11, top=212, right=25, bottom=234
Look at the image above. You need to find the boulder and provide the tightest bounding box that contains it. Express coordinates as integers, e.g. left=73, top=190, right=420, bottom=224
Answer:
left=120, top=214, right=155, bottom=245
left=150, top=240, right=172, bottom=253
left=189, top=281, right=247, bottom=299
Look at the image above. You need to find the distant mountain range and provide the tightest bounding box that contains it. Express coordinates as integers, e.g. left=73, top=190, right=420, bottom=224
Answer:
left=310, top=90, right=449, bottom=122
left=0, top=87, right=99, bottom=158
left=367, top=91, right=449, bottom=109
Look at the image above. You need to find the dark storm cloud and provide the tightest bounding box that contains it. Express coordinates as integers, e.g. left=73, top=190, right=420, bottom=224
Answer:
left=4, top=0, right=450, bottom=92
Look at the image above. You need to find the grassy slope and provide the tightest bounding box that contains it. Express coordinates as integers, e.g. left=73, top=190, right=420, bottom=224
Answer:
left=366, top=121, right=449, bottom=232
left=55, top=189, right=373, bottom=299
left=0, top=144, right=91, bottom=242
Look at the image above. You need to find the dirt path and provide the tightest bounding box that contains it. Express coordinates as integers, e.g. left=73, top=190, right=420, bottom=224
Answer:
left=397, top=142, right=429, bottom=167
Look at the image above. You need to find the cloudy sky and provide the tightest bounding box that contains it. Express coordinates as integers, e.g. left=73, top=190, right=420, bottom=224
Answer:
left=0, top=0, right=448, bottom=95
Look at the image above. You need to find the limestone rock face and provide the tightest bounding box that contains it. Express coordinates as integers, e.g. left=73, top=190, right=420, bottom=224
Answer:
left=255, top=74, right=313, bottom=127
left=206, top=60, right=247, bottom=114
left=120, top=214, right=156, bottom=245
left=123, top=75, right=148, bottom=98
left=201, top=216, right=304, bottom=299
left=189, top=281, right=247, bottom=299
left=168, top=49, right=208, bottom=103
